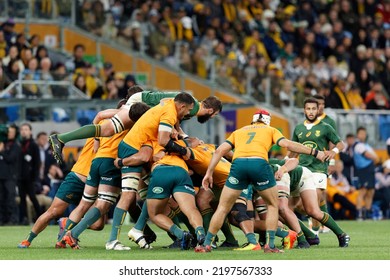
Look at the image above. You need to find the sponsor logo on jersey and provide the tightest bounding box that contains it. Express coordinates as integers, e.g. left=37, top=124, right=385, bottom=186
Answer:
left=257, top=180, right=270, bottom=186
left=303, top=141, right=318, bottom=149
left=66, top=193, right=74, bottom=199
left=228, top=177, right=239, bottom=184
left=101, top=176, right=112, bottom=181
left=184, top=185, right=195, bottom=193
left=315, top=130, right=321, bottom=137
left=298, top=132, right=303, bottom=138
left=152, top=187, right=164, bottom=194
left=306, top=132, right=311, bottom=137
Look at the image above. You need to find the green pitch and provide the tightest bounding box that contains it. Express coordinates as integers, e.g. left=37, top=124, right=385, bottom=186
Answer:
left=1, top=220, right=389, bottom=260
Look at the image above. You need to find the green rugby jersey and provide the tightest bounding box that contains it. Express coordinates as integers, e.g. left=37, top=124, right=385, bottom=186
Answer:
left=292, top=119, right=341, bottom=174
left=141, top=91, right=200, bottom=118
left=269, top=159, right=303, bottom=193
left=318, top=113, right=336, bottom=131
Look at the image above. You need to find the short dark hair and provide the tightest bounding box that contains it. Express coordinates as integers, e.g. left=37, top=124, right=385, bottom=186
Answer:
left=36, top=131, right=47, bottom=138
left=202, top=96, right=222, bottom=113
left=126, top=85, right=144, bottom=100
left=356, top=126, right=366, bottom=133
left=73, top=44, right=85, bottom=52
left=304, top=97, right=318, bottom=107
left=129, top=102, right=150, bottom=122
left=116, top=99, right=128, bottom=109
left=174, top=92, right=195, bottom=105
left=313, top=94, right=325, bottom=101
left=346, top=133, right=355, bottom=138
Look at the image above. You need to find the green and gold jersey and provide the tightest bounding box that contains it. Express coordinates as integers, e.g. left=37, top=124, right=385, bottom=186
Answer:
left=292, top=119, right=341, bottom=174
left=269, top=158, right=303, bottom=193
left=141, top=91, right=200, bottom=118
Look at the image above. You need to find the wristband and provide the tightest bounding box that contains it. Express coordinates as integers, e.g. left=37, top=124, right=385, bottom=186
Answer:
left=332, top=147, right=340, bottom=154
left=118, top=159, right=124, bottom=167
left=309, top=148, right=313, bottom=156
left=313, top=149, right=319, bottom=157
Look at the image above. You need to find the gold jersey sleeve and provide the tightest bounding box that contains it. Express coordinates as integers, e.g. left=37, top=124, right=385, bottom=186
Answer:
left=187, top=144, right=230, bottom=189
left=71, top=138, right=96, bottom=176
left=96, top=129, right=129, bottom=159
left=226, top=124, right=285, bottom=161
left=123, top=99, right=178, bottom=150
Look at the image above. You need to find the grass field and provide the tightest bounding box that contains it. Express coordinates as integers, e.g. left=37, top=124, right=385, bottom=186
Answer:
left=1, top=220, right=389, bottom=260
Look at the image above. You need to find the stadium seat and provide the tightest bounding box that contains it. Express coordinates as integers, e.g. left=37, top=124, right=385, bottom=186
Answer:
left=378, top=115, right=390, bottom=141
left=76, top=109, right=98, bottom=126
left=52, top=107, right=70, bottom=122
left=5, top=105, right=19, bottom=122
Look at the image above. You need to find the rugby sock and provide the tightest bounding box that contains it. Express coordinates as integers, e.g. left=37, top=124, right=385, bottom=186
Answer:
left=58, top=218, right=77, bottom=241
left=195, top=226, right=205, bottom=241
left=169, top=224, right=184, bottom=239
left=72, top=207, right=101, bottom=239
left=312, top=202, right=328, bottom=232
left=58, top=124, right=100, bottom=143
left=168, top=209, right=181, bottom=228
left=204, top=231, right=216, bottom=246
left=220, top=218, right=237, bottom=243
left=319, top=212, right=344, bottom=235
left=134, top=202, right=149, bottom=231
left=200, top=208, right=214, bottom=231
left=320, top=201, right=328, bottom=213
left=298, top=219, right=317, bottom=238
left=276, top=227, right=289, bottom=238
left=297, top=231, right=306, bottom=243
left=246, top=233, right=257, bottom=245
left=266, top=230, right=276, bottom=248
left=108, top=207, right=127, bottom=242
left=26, top=231, right=37, bottom=243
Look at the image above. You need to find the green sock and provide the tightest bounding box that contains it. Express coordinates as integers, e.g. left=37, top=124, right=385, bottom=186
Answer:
left=26, top=231, right=38, bottom=243
left=195, top=226, right=205, bottom=240
left=204, top=231, right=216, bottom=246
left=58, top=124, right=100, bottom=144
left=319, top=212, right=344, bottom=235
left=57, top=218, right=78, bottom=241
left=134, top=201, right=149, bottom=231
left=276, top=227, right=289, bottom=238
left=320, top=201, right=328, bottom=213
left=108, top=207, right=127, bottom=242
left=168, top=209, right=181, bottom=228
left=72, top=207, right=101, bottom=239
left=266, top=230, right=276, bottom=248
left=169, top=224, right=184, bottom=239
left=220, top=218, right=237, bottom=243
left=201, top=208, right=214, bottom=232
left=246, top=233, right=257, bottom=245
left=299, top=219, right=317, bottom=238
left=297, top=231, right=306, bottom=243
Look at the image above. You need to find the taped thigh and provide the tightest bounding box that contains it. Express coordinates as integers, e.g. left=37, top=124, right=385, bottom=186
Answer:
left=122, top=174, right=140, bottom=192
left=98, top=191, right=120, bottom=205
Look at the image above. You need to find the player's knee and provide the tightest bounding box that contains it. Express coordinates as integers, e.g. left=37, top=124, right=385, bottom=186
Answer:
left=231, top=203, right=250, bottom=224
left=97, top=191, right=119, bottom=205
left=122, top=175, right=140, bottom=192
left=82, top=191, right=98, bottom=204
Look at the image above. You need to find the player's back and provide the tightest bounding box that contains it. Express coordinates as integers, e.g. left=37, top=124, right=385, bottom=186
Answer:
left=228, top=124, right=284, bottom=161
left=123, top=99, right=178, bottom=150
left=96, top=129, right=129, bottom=159
left=71, top=138, right=95, bottom=177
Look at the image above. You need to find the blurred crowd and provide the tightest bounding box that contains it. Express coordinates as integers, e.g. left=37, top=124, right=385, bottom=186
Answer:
left=68, top=0, right=390, bottom=113
left=2, top=0, right=390, bottom=114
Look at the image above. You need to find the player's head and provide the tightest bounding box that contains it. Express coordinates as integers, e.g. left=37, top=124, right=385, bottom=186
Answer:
left=129, top=102, right=151, bottom=122
left=197, top=96, right=223, bottom=123
left=313, top=94, right=325, bottom=115
left=126, top=85, right=144, bottom=100
left=116, top=98, right=128, bottom=109
left=252, top=109, right=271, bottom=125
left=174, top=92, right=195, bottom=120
left=303, top=97, right=319, bottom=122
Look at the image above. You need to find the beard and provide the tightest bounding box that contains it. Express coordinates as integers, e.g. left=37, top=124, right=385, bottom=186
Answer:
left=197, top=114, right=212, bottom=123
left=305, top=113, right=318, bottom=123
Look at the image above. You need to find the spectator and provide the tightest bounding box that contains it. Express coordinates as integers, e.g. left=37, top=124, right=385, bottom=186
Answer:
left=20, top=48, right=33, bottom=69
left=35, top=45, right=49, bottom=66
left=71, top=44, right=87, bottom=71
left=0, top=124, right=21, bottom=225
left=328, top=160, right=358, bottom=220
left=52, top=62, right=69, bottom=98
left=28, top=34, right=41, bottom=57
left=114, top=72, right=127, bottom=99
left=365, top=81, right=390, bottom=109
left=374, top=160, right=390, bottom=219
left=73, top=73, right=89, bottom=97
left=5, top=58, right=21, bottom=82
left=148, top=20, right=174, bottom=60
left=0, top=19, right=17, bottom=46
left=353, top=126, right=380, bottom=220
left=2, top=45, right=24, bottom=71
left=18, top=123, right=42, bottom=224
left=0, top=60, right=11, bottom=92
left=102, top=61, right=115, bottom=83
left=23, top=57, right=41, bottom=97
left=0, top=30, right=8, bottom=59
